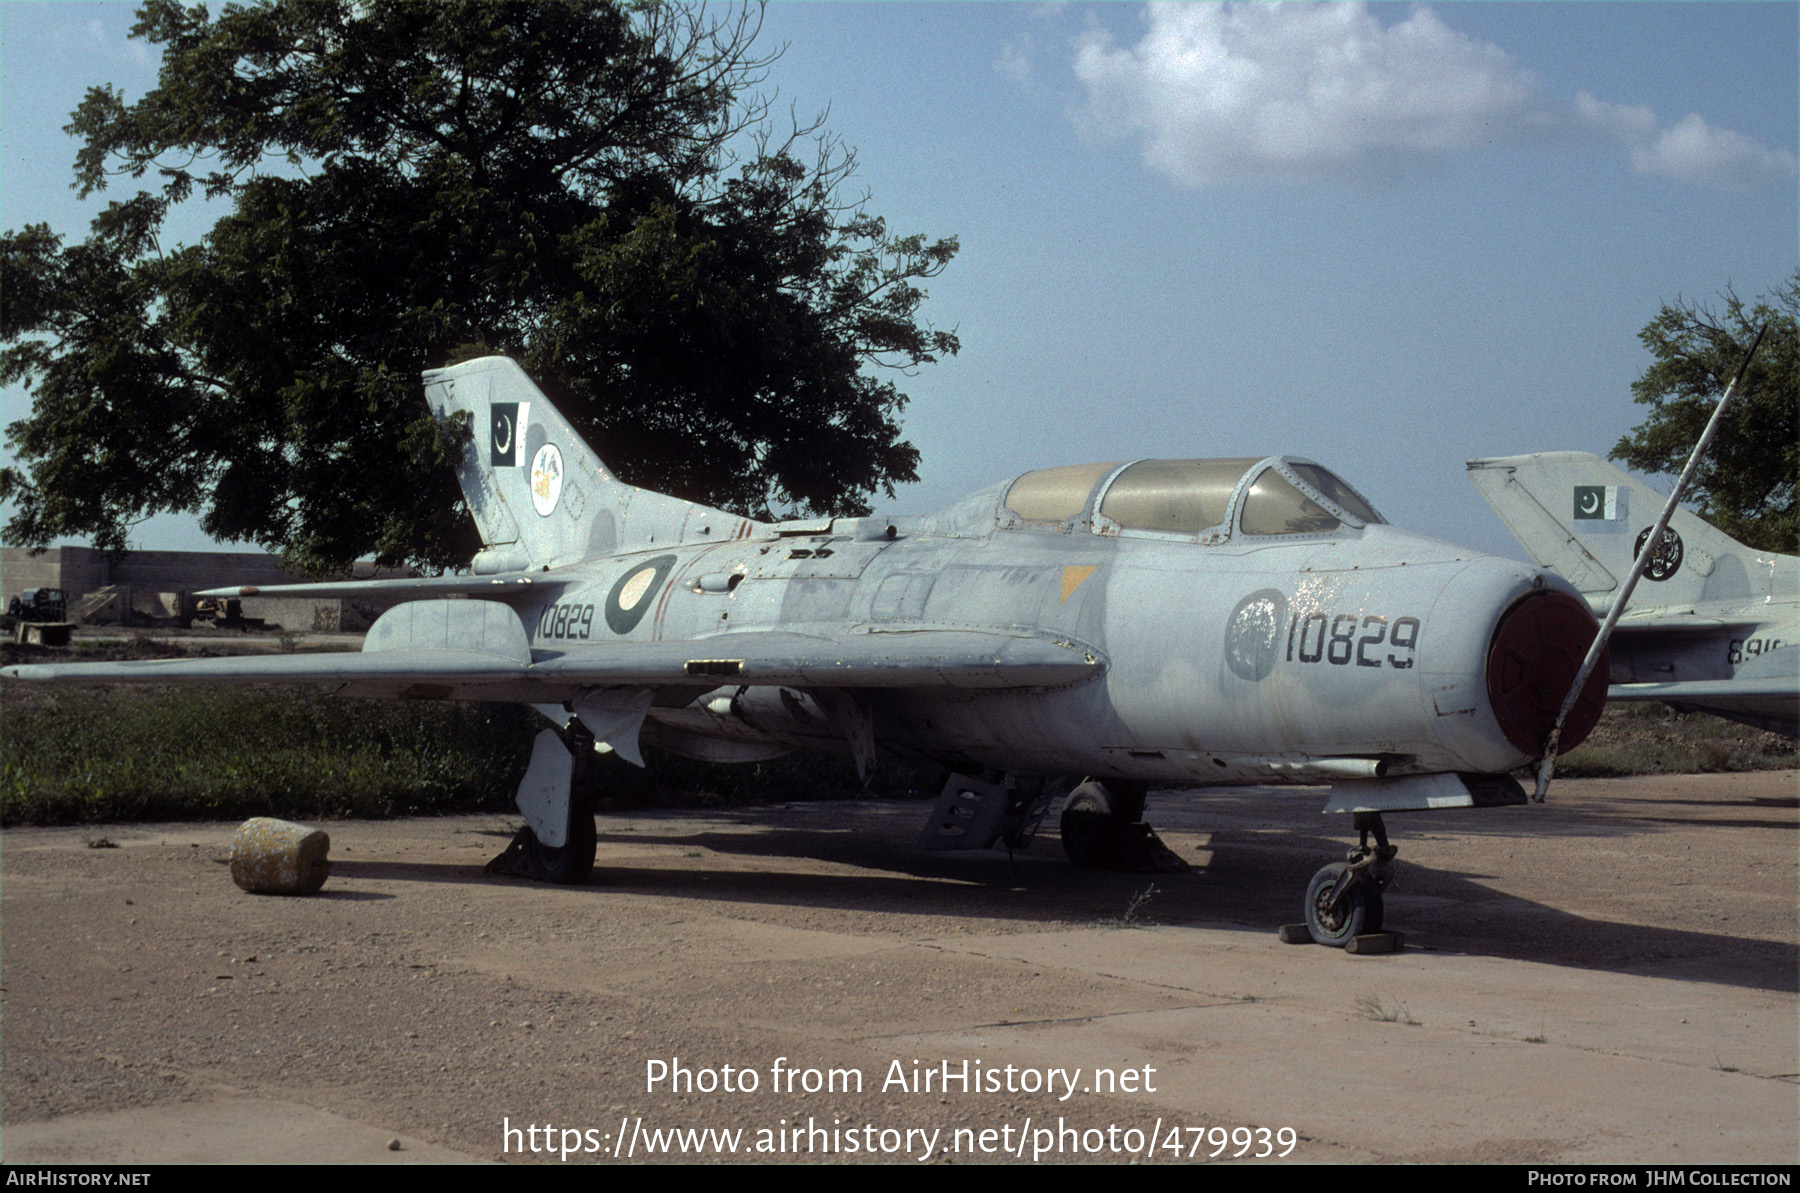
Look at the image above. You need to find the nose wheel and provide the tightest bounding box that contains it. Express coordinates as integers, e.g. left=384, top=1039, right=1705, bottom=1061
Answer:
left=1291, top=812, right=1401, bottom=951
left=1305, top=861, right=1384, bottom=944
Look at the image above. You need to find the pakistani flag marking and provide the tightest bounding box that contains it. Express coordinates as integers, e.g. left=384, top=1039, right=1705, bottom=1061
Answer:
left=1573, top=485, right=1622, bottom=521
left=489, top=402, right=530, bottom=467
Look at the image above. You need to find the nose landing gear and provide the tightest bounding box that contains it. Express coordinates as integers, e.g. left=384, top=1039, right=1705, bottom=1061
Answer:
left=1287, top=812, right=1403, bottom=952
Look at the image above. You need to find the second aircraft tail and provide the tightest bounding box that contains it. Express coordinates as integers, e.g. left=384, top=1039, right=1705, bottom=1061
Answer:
left=1466, top=451, right=1790, bottom=610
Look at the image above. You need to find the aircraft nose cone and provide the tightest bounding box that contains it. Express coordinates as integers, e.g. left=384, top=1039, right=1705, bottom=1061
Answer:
left=1486, top=590, right=1608, bottom=756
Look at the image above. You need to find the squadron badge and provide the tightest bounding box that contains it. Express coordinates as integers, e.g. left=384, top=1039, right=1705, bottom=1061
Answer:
left=530, top=443, right=564, bottom=517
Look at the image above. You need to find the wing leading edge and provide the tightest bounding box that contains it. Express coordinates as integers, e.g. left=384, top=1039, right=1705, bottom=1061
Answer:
left=0, top=600, right=1106, bottom=696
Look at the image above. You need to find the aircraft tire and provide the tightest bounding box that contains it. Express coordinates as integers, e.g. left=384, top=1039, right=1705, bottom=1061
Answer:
left=526, top=807, right=597, bottom=885
left=1304, top=863, right=1383, bottom=946
left=1060, top=781, right=1123, bottom=867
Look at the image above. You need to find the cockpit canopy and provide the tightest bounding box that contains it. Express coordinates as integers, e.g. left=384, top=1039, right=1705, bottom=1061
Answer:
left=1002, top=457, right=1384, bottom=540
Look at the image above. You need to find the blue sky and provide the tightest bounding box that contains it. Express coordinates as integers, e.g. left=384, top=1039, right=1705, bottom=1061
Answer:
left=3, top=2, right=1795, bottom=561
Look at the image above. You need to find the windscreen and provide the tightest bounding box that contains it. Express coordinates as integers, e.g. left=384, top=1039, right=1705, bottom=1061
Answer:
left=1286, top=463, right=1383, bottom=524
left=1241, top=468, right=1342, bottom=535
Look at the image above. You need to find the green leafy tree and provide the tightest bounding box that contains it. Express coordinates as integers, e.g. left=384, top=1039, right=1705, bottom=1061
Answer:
left=1613, top=274, right=1799, bottom=555
left=1, top=1, right=957, bottom=573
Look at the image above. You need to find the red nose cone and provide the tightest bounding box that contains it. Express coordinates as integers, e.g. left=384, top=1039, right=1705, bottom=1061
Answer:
left=1486, top=590, right=1608, bottom=756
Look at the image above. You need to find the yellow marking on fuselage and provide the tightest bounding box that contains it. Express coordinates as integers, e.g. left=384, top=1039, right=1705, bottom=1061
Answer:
left=1061, top=565, right=1099, bottom=603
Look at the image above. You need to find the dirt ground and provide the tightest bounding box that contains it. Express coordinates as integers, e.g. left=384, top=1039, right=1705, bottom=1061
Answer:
left=2, top=771, right=1795, bottom=1165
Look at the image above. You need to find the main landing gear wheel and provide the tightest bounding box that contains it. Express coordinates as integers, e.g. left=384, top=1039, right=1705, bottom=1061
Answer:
left=499, top=720, right=598, bottom=885
left=1060, top=781, right=1122, bottom=867
left=525, top=799, right=596, bottom=885
left=1304, top=862, right=1384, bottom=946
left=1059, top=778, right=1152, bottom=868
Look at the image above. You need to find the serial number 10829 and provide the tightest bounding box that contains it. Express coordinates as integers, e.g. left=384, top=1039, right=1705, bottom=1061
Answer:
left=1287, top=613, right=1420, bottom=669
left=538, top=602, right=596, bottom=640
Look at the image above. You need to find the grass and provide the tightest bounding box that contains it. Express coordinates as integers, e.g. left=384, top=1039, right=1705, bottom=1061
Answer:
left=1353, top=993, right=1420, bottom=1026
left=1554, top=704, right=1795, bottom=777
left=1093, top=882, right=1162, bottom=929
left=1123, top=882, right=1159, bottom=924
left=2, top=685, right=537, bottom=824
left=1, top=666, right=944, bottom=825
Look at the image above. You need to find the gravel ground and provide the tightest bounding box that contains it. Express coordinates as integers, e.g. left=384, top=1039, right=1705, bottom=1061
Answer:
left=3, top=771, right=1795, bottom=1165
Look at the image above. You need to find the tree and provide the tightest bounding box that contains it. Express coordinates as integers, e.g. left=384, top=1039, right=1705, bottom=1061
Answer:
left=1612, top=274, right=1799, bottom=555
left=0, top=1, right=957, bottom=574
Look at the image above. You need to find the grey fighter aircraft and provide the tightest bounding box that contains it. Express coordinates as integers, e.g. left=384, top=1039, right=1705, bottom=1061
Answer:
left=1468, top=452, right=1796, bottom=737
left=3, top=358, right=1609, bottom=946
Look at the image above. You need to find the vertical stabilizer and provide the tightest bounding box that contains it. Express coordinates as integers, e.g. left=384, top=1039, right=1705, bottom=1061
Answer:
left=1466, top=452, right=1792, bottom=609
left=423, top=357, right=763, bottom=570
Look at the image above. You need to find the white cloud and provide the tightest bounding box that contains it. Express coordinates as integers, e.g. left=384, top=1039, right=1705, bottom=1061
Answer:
left=1631, top=113, right=1796, bottom=190
left=1573, top=92, right=1795, bottom=189
left=1571, top=92, right=1657, bottom=144
left=1070, top=3, right=1796, bottom=191
left=1071, top=2, right=1539, bottom=186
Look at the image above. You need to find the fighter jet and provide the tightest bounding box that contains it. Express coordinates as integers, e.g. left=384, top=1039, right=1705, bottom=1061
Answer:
left=3, top=358, right=1608, bottom=946
left=1468, top=452, right=1796, bottom=738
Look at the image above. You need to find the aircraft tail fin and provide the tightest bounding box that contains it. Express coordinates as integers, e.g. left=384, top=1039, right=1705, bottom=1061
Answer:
left=423, top=357, right=761, bottom=570
left=1465, top=451, right=1791, bottom=608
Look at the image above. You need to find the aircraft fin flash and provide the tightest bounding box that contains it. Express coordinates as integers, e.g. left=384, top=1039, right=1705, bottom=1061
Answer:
left=3, top=358, right=1626, bottom=950
left=1468, top=451, right=1797, bottom=737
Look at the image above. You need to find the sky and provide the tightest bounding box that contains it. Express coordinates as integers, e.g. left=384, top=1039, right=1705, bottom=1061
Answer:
left=1, top=2, right=1795, bottom=563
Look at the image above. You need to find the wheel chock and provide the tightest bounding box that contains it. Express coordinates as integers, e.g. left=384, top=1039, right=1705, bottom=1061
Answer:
left=1277, top=925, right=1405, bottom=950
left=1346, top=931, right=1404, bottom=955
left=484, top=827, right=534, bottom=877
left=230, top=818, right=331, bottom=895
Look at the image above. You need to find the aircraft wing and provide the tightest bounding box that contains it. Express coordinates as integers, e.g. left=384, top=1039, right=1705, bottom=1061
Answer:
left=530, top=628, right=1105, bottom=689
left=1607, top=675, right=1798, bottom=737
left=1608, top=677, right=1800, bottom=703
left=1, top=617, right=1105, bottom=694
left=0, top=649, right=531, bottom=687
left=1609, top=610, right=1764, bottom=633
left=194, top=574, right=544, bottom=600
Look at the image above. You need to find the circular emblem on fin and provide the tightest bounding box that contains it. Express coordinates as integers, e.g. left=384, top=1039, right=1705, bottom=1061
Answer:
left=1225, top=588, right=1289, bottom=681
left=1633, top=525, right=1683, bottom=581
left=530, top=444, right=564, bottom=517
left=604, top=555, right=678, bottom=635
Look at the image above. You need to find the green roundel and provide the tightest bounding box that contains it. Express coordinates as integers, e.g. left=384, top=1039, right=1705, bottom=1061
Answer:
left=604, top=555, right=678, bottom=635
left=1224, top=588, right=1289, bottom=681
